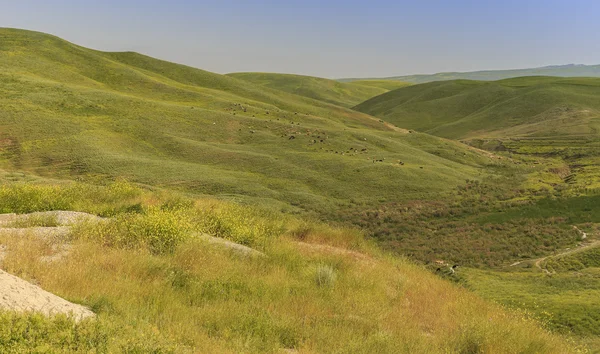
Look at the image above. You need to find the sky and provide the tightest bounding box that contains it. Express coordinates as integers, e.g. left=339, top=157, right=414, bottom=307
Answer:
left=1, top=0, right=600, bottom=78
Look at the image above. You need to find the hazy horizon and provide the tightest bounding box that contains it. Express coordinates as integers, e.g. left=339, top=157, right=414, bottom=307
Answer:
left=2, top=0, right=600, bottom=78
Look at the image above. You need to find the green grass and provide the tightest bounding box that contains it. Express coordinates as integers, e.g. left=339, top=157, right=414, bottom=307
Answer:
left=477, top=194, right=600, bottom=225
left=0, top=27, right=496, bottom=215
left=228, top=72, right=391, bottom=107
left=355, top=77, right=600, bottom=140
left=351, top=80, right=412, bottom=91
left=546, top=247, right=600, bottom=273
left=464, top=264, right=600, bottom=338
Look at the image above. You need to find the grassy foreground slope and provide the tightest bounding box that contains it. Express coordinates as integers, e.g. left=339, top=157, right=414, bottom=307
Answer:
left=355, top=77, right=600, bottom=140
left=0, top=28, right=495, bottom=214
left=227, top=72, right=390, bottom=107
left=341, top=64, right=600, bottom=84
left=0, top=179, right=576, bottom=353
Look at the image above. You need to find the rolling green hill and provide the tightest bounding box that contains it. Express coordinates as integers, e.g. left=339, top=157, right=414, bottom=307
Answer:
left=227, top=72, right=390, bottom=107
left=341, top=64, right=600, bottom=84
left=355, top=77, right=600, bottom=140
left=350, top=80, right=412, bottom=91
left=0, top=28, right=495, bottom=214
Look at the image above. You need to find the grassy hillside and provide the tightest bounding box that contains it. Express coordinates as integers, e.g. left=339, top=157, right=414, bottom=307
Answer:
left=341, top=64, right=600, bottom=84
left=351, top=79, right=412, bottom=91
left=355, top=77, right=600, bottom=140
left=2, top=28, right=598, bottom=351
left=0, top=28, right=497, bottom=215
left=227, top=72, right=389, bottom=107
left=0, top=179, right=576, bottom=353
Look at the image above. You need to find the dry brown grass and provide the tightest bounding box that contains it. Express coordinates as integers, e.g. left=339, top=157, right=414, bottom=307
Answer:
left=0, top=226, right=576, bottom=353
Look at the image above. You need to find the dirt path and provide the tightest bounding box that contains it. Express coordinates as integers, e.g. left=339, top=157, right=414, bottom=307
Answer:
left=533, top=238, right=600, bottom=274
left=508, top=226, right=598, bottom=273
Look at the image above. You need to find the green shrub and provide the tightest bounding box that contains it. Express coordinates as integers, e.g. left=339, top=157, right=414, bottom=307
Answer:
left=0, top=184, right=73, bottom=213
left=0, top=312, right=108, bottom=353
left=0, top=180, right=144, bottom=215
left=73, top=207, right=194, bottom=254
left=70, top=194, right=285, bottom=254
left=195, top=204, right=285, bottom=249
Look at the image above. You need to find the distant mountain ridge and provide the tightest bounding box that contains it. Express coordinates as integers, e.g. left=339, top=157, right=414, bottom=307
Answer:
left=340, top=64, right=600, bottom=84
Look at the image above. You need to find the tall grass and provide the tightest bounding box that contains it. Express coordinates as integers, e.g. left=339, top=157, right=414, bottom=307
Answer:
left=71, top=198, right=286, bottom=254
left=0, top=313, right=108, bottom=353
left=0, top=234, right=575, bottom=353
left=0, top=181, right=577, bottom=353
left=0, top=180, right=142, bottom=215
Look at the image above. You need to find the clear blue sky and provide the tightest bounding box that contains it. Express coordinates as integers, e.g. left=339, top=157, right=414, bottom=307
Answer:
left=1, top=0, right=599, bottom=78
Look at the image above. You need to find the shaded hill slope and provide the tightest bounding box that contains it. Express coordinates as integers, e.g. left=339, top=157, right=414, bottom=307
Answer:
left=227, top=72, right=390, bottom=107
left=0, top=28, right=494, bottom=213
left=355, top=77, right=600, bottom=140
